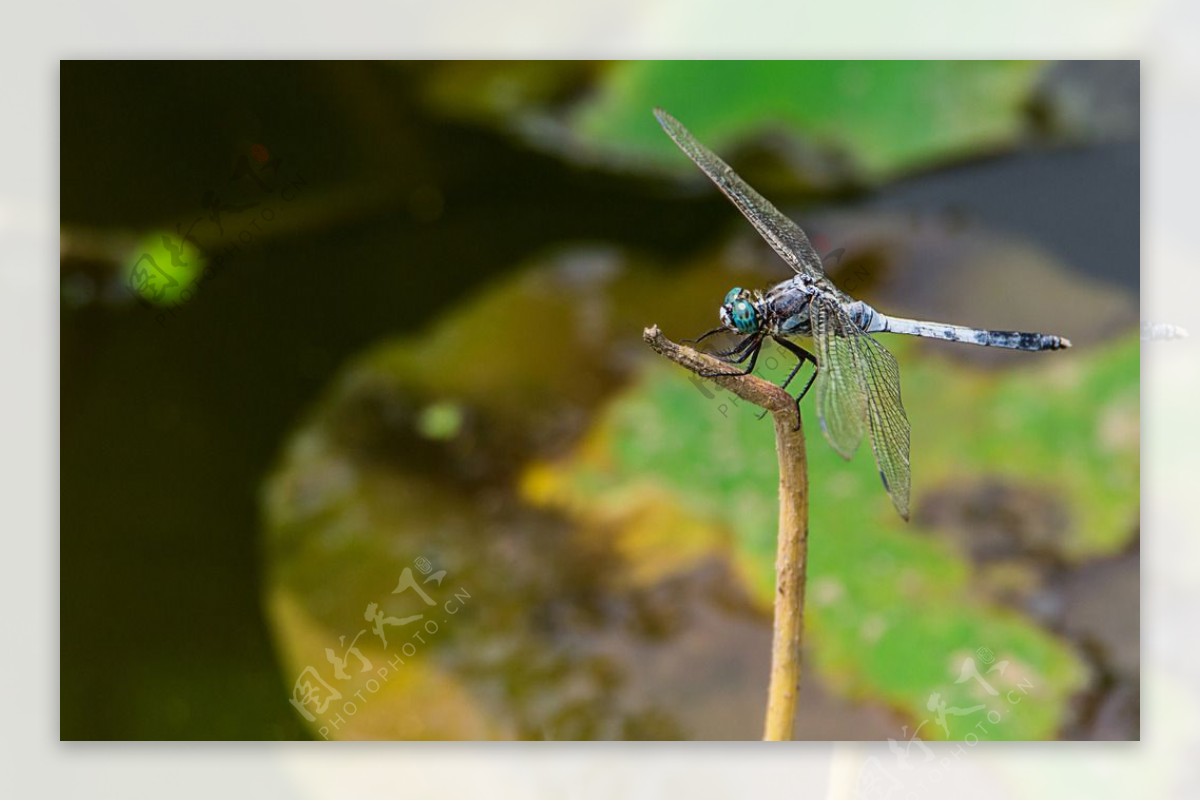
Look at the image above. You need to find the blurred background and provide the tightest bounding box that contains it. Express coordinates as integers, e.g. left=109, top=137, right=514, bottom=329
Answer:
left=60, top=60, right=1139, bottom=741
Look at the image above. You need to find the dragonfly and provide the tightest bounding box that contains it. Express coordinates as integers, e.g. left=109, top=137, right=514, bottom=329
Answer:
left=654, top=108, right=1072, bottom=521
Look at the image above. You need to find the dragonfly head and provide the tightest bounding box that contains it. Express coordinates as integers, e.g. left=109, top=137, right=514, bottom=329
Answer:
left=719, top=287, right=761, bottom=335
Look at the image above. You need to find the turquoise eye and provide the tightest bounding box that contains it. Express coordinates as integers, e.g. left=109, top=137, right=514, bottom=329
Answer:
left=719, top=286, right=759, bottom=333
left=729, top=299, right=758, bottom=333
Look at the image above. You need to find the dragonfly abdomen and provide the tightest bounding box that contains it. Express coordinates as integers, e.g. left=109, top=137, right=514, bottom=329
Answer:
left=880, top=314, right=1071, bottom=351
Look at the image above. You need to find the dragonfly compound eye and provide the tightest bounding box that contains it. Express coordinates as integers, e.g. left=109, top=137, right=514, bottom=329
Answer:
left=729, top=299, right=759, bottom=334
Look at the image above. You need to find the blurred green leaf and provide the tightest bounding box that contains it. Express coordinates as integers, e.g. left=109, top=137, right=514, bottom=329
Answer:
left=572, top=61, right=1046, bottom=182
left=419, top=61, right=600, bottom=123
left=418, top=61, right=1047, bottom=186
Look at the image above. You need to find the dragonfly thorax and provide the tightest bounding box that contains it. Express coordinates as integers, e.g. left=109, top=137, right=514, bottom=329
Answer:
left=719, top=286, right=764, bottom=334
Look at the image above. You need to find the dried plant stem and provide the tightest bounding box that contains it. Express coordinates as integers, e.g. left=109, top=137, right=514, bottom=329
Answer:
left=642, top=326, right=809, bottom=741
left=764, top=390, right=809, bottom=741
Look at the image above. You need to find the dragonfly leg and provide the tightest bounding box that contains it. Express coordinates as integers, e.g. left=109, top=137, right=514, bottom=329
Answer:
left=793, top=368, right=818, bottom=403
left=696, top=336, right=762, bottom=378
left=682, top=327, right=726, bottom=346
left=756, top=337, right=818, bottom=426
left=774, top=337, right=818, bottom=398
left=711, top=334, right=760, bottom=361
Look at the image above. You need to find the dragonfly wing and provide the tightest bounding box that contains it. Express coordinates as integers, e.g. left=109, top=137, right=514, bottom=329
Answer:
left=812, top=297, right=867, bottom=459
left=654, top=108, right=826, bottom=279
left=813, top=295, right=912, bottom=520
left=855, top=325, right=911, bottom=520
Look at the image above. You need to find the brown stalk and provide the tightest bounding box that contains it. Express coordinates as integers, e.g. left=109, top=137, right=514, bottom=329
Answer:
left=642, top=325, right=809, bottom=741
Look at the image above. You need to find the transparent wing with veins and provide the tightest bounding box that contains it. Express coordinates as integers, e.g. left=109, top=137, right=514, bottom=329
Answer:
left=812, top=294, right=912, bottom=521
left=654, top=108, right=828, bottom=282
